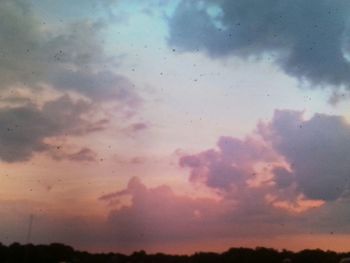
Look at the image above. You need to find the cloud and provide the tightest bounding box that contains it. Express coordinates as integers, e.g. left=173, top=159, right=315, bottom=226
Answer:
left=0, top=0, right=45, bottom=89
left=0, top=0, right=146, bottom=162
left=129, top=122, right=149, bottom=132
left=97, top=176, right=311, bottom=250
left=179, top=110, right=350, bottom=225
left=272, top=167, right=294, bottom=189
left=180, top=108, right=350, bottom=204
left=68, top=147, right=97, bottom=162
left=31, top=0, right=119, bottom=19
left=168, top=0, right=350, bottom=90
left=120, top=122, right=150, bottom=138
left=178, top=134, right=303, bottom=227
left=0, top=95, right=104, bottom=162
left=75, top=109, right=350, bottom=249
left=0, top=182, right=224, bottom=251
left=260, top=110, right=350, bottom=201
left=50, top=147, right=98, bottom=162
left=179, top=136, right=274, bottom=192
left=0, top=175, right=345, bottom=251
left=99, top=177, right=228, bottom=246
left=0, top=0, right=141, bottom=106
left=50, top=70, right=141, bottom=105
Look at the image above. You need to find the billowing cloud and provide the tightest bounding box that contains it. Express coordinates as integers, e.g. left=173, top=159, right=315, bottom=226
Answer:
left=95, top=177, right=312, bottom=250
left=178, top=134, right=302, bottom=224
left=168, top=0, right=350, bottom=90
left=0, top=95, right=103, bottom=162
left=260, top=110, right=350, bottom=201
left=179, top=136, right=274, bottom=192
left=100, top=177, right=226, bottom=245
left=0, top=177, right=291, bottom=252
left=179, top=108, right=350, bottom=208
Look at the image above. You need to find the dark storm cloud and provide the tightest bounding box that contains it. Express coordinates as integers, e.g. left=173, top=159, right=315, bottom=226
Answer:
left=0, top=96, right=103, bottom=162
left=168, top=0, right=350, bottom=89
left=260, top=110, right=350, bottom=201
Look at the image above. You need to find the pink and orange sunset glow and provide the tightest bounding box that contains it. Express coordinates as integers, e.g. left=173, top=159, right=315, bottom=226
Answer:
left=1, top=0, right=350, bottom=255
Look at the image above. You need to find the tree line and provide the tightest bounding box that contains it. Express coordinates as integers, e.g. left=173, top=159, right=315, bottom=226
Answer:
left=1, top=242, right=349, bottom=263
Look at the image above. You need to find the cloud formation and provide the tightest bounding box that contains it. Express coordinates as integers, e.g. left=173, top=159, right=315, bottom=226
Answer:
left=100, top=177, right=226, bottom=245
left=180, top=109, right=350, bottom=206
left=0, top=0, right=140, bottom=104
left=50, top=147, right=98, bottom=162
left=0, top=0, right=145, bottom=162
left=96, top=176, right=309, bottom=250
left=168, top=0, right=350, bottom=90
left=0, top=173, right=345, bottom=252
left=0, top=96, right=103, bottom=162
left=89, top=109, right=350, bottom=249
left=179, top=136, right=274, bottom=192
left=260, top=110, right=350, bottom=201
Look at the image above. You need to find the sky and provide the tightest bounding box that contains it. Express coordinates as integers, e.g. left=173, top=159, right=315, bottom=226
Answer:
left=1, top=0, right=350, bottom=255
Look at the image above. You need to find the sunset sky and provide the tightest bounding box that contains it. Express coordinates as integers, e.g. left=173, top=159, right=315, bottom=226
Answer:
left=1, top=0, right=350, bottom=254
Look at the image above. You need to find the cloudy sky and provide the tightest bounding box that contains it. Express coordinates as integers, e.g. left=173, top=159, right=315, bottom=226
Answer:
left=1, top=0, right=350, bottom=254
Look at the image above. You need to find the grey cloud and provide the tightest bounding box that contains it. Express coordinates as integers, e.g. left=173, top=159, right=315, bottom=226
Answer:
left=30, top=0, right=118, bottom=20
left=0, top=0, right=144, bottom=163
left=129, top=122, right=149, bottom=132
left=50, top=147, right=98, bottom=162
left=0, top=0, right=46, bottom=88
left=0, top=95, right=104, bottom=162
left=168, top=0, right=350, bottom=90
left=273, top=167, right=294, bottom=189
left=0, top=0, right=141, bottom=106
left=50, top=69, right=141, bottom=104
left=307, top=197, right=350, bottom=233
left=120, top=122, right=150, bottom=137
left=328, top=91, right=350, bottom=105
left=260, top=110, right=350, bottom=201
left=69, top=147, right=97, bottom=162
left=43, top=21, right=108, bottom=67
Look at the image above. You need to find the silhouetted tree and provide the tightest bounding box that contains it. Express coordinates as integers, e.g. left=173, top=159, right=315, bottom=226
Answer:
left=0, top=242, right=349, bottom=263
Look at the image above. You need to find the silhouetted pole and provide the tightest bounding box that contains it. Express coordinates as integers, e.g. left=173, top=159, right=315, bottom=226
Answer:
left=26, top=214, right=34, bottom=244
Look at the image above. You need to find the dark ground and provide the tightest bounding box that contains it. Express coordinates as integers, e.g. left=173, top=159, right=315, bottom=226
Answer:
left=1, top=242, right=349, bottom=263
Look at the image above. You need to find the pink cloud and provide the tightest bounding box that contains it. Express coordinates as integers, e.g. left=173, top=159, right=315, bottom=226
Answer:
left=179, top=136, right=275, bottom=192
